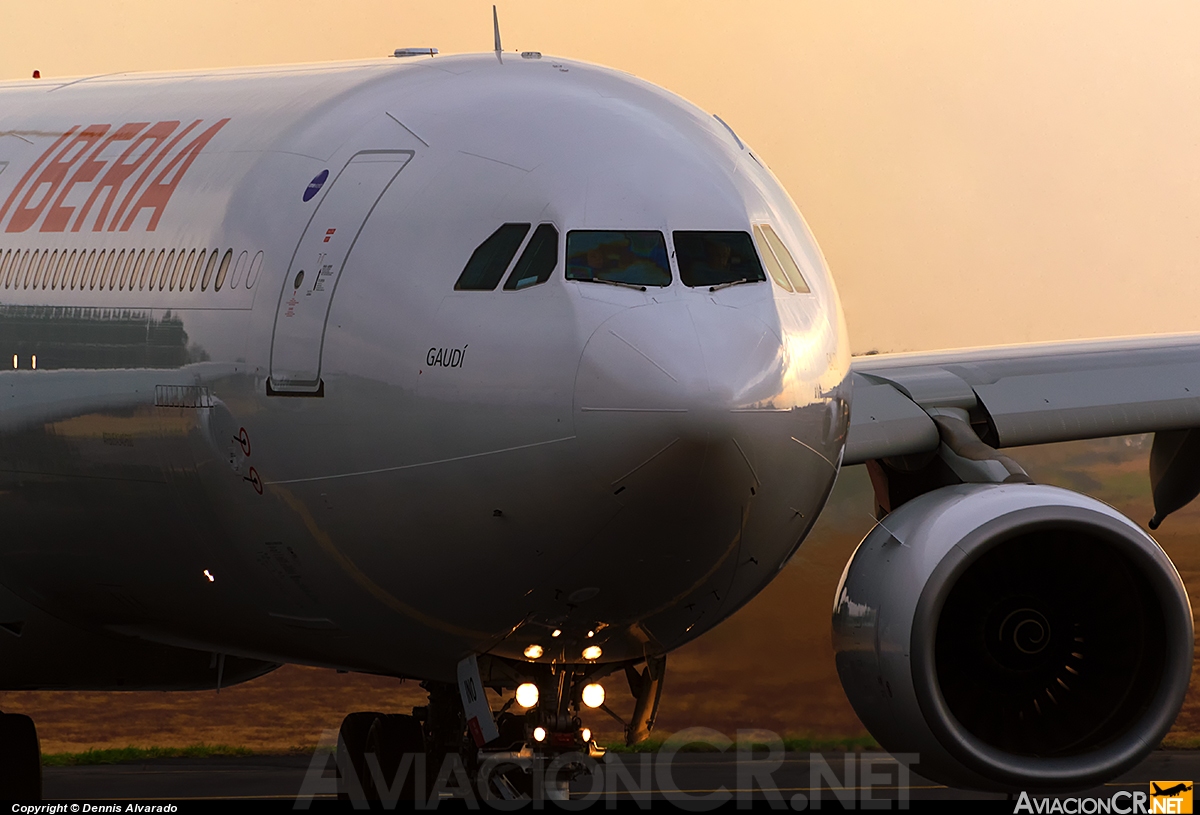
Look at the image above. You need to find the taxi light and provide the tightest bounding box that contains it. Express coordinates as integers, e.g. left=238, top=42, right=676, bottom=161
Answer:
left=516, top=682, right=539, bottom=708
left=551, top=629, right=562, bottom=638
left=533, top=726, right=547, bottom=742
left=582, top=645, right=602, bottom=660
left=523, top=644, right=543, bottom=659
left=581, top=727, right=592, bottom=743
left=581, top=683, right=605, bottom=709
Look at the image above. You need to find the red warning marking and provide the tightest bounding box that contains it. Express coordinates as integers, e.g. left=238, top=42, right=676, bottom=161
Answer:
left=233, top=427, right=251, bottom=457
left=323, top=228, right=336, bottom=243
left=244, top=466, right=263, bottom=495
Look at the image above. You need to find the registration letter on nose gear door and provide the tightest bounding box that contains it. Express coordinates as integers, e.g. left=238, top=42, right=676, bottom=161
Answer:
left=457, top=654, right=500, bottom=747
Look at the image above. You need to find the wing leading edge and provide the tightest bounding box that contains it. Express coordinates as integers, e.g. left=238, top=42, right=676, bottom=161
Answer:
left=845, top=332, right=1200, bottom=525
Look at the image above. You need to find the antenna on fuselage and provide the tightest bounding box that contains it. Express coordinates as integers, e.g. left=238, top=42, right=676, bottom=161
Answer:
left=493, top=5, right=503, bottom=62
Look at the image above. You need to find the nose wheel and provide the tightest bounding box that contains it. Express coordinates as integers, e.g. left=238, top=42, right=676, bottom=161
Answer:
left=0, top=712, right=41, bottom=800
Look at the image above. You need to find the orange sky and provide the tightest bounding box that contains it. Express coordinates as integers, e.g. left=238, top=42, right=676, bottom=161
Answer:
left=4, top=1, right=1199, bottom=354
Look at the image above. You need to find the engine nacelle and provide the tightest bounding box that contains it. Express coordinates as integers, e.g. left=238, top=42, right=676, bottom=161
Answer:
left=833, top=483, right=1193, bottom=791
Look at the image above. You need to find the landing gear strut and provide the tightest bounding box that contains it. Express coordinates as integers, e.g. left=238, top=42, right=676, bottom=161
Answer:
left=336, top=657, right=665, bottom=803
left=0, top=712, right=41, bottom=800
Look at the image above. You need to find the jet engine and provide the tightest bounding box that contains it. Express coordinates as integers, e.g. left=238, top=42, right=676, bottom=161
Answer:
left=832, top=482, right=1193, bottom=791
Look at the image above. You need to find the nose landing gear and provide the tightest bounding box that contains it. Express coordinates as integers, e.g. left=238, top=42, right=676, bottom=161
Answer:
left=336, top=657, right=665, bottom=803
left=0, top=712, right=41, bottom=800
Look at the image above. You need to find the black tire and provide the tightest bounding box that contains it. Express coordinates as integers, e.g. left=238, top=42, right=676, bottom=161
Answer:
left=364, top=713, right=425, bottom=802
left=0, top=713, right=41, bottom=801
left=336, top=711, right=383, bottom=803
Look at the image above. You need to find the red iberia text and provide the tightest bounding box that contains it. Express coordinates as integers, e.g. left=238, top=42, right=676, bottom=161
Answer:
left=0, top=118, right=230, bottom=234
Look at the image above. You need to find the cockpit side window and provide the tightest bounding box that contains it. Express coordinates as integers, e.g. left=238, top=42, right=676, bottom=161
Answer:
left=455, top=223, right=531, bottom=291
left=503, top=224, right=559, bottom=290
left=566, top=230, right=671, bottom=287
left=753, top=225, right=793, bottom=292
left=673, top=231, right=766, bottom=288
left=757, top=224, right=811, bottom=293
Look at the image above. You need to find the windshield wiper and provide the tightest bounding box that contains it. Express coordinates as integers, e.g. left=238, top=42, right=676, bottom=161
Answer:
left=579, top=277, right=648, bottom=292
left=709, top=278, right=751, bottom=292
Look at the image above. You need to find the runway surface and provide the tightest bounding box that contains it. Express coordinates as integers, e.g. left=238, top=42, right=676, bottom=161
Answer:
left=39, top=748, right=1200, bottom=804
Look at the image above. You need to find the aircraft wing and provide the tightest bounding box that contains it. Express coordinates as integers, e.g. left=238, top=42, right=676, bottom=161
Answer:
left=844, top=332, right=1200, bottom=465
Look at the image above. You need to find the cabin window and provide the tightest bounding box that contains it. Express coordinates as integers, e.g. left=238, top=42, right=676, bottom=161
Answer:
left=35, top=250, right=55, bottom=290
left=24, top=250, right=40, bottom=289
left=55, top=250, right=75, bottom=290
left=75, top=251, right=93, bottom=290
left=69, top=250, right=83, bottom=290
left=132, top=250, right=147, bottom=290
left=229, top=251, right=248, bottom=288
left=214, top=249, right=233, bottom=291
left=39, top=251, right=52, bottom=289
left=0, top=245, right=249, bottom=299
left=673, top=231, right=766, bottom=288
left=503, top=224, right=559, bottom=290
left=146, top=250, right=163, bottom=290
left=8, top=251, right=21, bottom=289
left=98, top=250, right=117, bottom=290
left=172, top=250, right=192, bottom=291
left=65, top=250, right=80, bottom=290
left=50, top=251, right=63, bottom=289
left=160, top=250, right=176, bottom=290
left=47, top=251, right=63, bottom=289
left=455, top=223, right=530, bottom=291
left=756, top=224, right=810, bottom=293
left=200, top=249, right=219, bottom=291
left=112, top=250, right=126, bottom=290
left=189, top=249, right=206, bottom=291
left=16, top=251, right=30, bottom=289
left=117, top=250, right=135, bottom=290
left=566, top=230, right=671, bottom=287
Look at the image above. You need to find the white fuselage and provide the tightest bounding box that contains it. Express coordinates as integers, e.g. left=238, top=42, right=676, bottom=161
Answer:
left=0, top=53, right=849, bottom=683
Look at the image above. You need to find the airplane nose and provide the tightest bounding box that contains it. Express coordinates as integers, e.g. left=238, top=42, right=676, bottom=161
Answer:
left=570, top=298, right=798, bottom=629
left=574, top=299, right=785, bottom=471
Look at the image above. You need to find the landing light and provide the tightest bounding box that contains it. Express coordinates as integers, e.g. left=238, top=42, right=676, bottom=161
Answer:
left=516, top=682, right=540, bottom=708
left=551, top=630, right=561, bottom=638
left=533, top=726, right=547, bottom=743
left=581, top=727, right=592, bottom=743
left=582, top=683, right=605, bottom=708
left=582, top=645, right=602, bottom=660
left=203, top=569, right=215, bottom=583
left=523, top=644, right=543, bottom=659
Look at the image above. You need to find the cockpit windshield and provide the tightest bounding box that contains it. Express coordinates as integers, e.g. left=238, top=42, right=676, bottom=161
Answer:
left=673, top=231, right=766, bottom=288
left=566, top=231, right=671, bottom=287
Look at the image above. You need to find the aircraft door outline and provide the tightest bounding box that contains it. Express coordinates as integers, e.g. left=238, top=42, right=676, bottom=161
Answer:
left=269, top=150, right=413, bottom=394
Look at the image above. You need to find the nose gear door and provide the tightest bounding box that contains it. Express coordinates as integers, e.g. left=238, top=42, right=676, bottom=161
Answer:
left=269, top=151, right=412, bottom=394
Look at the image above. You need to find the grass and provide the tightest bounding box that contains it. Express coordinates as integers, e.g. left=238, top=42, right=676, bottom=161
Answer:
left=605, top=735, right=880, bottom=753
left=45, top=733, right=1200, bottom=767
left=41, top=734, right=883, bottom=765
left=1162, top=736, right=1200, bottom=750
left=43, top=744, right=258, bottom=766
